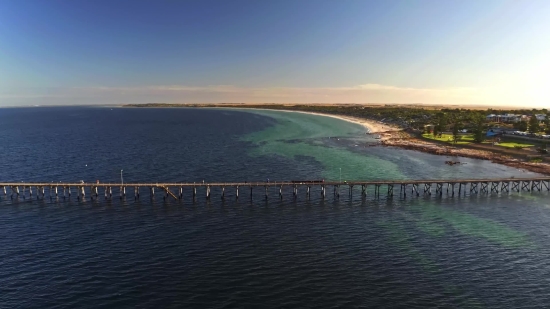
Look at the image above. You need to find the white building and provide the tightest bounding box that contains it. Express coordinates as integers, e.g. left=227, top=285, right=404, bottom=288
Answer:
left=486, top=114, right=522, bottom=123
left=535, top=114, right=547, bottom=121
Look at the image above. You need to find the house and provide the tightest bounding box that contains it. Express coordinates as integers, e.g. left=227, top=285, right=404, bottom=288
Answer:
left=424, top=124, right=435, bottom=132
left=502, top=114, right=521, bottom=123
left=535, top=114, right=547, bottom=121
left=486, top=114, right=522, bottom=123
left=500, top=114, right=521, bottom=123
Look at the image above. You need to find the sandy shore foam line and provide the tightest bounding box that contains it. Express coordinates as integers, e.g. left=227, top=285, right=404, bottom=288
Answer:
left=230, top=108, right=400, bottom=133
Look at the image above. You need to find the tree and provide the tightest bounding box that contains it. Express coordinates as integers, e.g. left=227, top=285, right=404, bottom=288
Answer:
left=544, top=114, right=550, bottom=134
left=437, top=114, right=447, bottom=132
left=528, top=116, right=540, bottom=134
left=452, top=122, right=462, bottom=144
left=433, top=125, right=439, bottom=138
left=471, top=114, right=485, bottom=143
left=514, top=121, right=528, bottom=132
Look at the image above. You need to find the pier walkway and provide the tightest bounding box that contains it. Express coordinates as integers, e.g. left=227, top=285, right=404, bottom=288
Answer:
left=1, top=177, right=550, bottom=201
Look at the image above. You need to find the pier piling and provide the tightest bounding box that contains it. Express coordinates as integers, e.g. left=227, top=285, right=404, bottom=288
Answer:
left=424, top=183, right=431, bottom=196
left=501, top=182, right=509, bottom=193
left=491, top=182, right=499, bottom=193
left=412, top=184, right=419, bottom=197
left=481, top=182, right=488, bottom=194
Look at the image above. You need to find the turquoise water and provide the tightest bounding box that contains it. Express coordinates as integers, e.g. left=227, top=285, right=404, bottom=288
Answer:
left=239, top=109, right=544, bottom=289
left=239, top=108, right=539, bottom=182
left=240, top=109, right=405, bottom=181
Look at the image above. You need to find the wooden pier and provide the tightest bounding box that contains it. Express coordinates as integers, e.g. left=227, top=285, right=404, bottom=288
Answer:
left=1, top=177, right=550, bottom=202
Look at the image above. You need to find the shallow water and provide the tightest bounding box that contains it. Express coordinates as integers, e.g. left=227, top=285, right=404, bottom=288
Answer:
left=0, top=107, right=549, bottom=308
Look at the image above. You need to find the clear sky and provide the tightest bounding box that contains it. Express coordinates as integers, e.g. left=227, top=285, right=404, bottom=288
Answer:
left=1, top=0, right=549, bottom=106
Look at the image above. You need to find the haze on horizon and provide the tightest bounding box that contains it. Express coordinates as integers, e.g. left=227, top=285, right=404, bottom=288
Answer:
left=1, top=0, right=549, bottom=108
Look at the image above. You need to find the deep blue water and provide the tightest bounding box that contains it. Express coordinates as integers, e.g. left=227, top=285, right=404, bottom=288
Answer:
left=1, top=107, right=550, bottom=308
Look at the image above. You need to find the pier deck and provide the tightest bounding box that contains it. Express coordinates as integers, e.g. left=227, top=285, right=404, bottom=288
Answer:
left=2, top=177, right=550, bottom=187
left=1, top=177, right=549, bottom=201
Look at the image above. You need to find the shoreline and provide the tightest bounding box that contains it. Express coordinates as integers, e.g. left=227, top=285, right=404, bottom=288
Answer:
left=226, top=107, right=401, bottom=134
left=126, top=104, right=550, bottom=175
left=380, top=136, right=550, bottom=175
left=225, top=106, right=550, bottom=175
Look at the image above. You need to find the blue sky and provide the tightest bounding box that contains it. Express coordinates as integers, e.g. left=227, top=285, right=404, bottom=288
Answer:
left=1, top=0, right=549, bottom=106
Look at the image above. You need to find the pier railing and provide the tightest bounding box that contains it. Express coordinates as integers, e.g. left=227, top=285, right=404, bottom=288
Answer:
left=1, top=177, right=550, bottom=201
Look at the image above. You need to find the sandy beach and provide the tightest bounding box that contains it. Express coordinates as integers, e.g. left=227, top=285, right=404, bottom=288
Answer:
left=237, top=108, right=400, bottom=133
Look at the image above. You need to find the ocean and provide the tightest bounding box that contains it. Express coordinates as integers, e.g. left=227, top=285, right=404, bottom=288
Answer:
left=0, top=106, right=549, bottom=308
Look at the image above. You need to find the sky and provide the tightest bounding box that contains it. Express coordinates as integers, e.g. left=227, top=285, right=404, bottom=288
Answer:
left=1, top=0, right=549, bottom=107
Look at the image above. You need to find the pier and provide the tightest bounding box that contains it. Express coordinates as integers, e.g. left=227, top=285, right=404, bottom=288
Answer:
left=1, top=177, right=550, bottom=202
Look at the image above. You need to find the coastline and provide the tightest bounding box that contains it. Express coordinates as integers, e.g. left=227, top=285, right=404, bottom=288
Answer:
left=380, top=135, right=550, bottom=175
left=125, top=104, right=550, bottom=175
left=226, top=107, right=550, bottom=175
left=229, top=107, right=400, bottom=134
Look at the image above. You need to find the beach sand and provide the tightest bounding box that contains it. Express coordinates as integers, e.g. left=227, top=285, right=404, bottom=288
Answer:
left=240, top=108, right=401, bottom=133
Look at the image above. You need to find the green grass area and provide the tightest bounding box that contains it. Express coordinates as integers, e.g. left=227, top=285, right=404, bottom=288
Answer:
left=496, top=142, right=534, bottom=149
left=422, top=133, right=472, bottom=145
